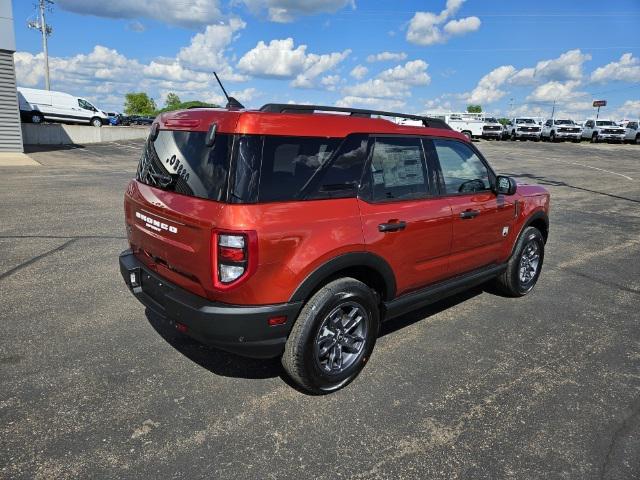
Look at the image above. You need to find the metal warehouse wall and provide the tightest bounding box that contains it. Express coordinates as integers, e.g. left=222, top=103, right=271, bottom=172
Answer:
left=0, top=50, right=23, bottom=152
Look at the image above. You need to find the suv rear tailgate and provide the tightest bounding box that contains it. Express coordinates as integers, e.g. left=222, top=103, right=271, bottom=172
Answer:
left=125, top=180, right=223, bottom=298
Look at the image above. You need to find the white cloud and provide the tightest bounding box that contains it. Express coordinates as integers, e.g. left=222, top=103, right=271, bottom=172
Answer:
left=241, top=0, right=355, bottom=23
left=177, top=19, right=246, bottom=79
left=366, top=52, right=407, bottom=63
left=342, top=79, right=410, bottom=99
left=591, top=53, right=640, bottom=83
left=377, top=60, right=431, bottom=86
left=335, top=96, right=406, bottom=111
left=532, top=49, right=591, bottom=82
left=237, top=38, right=350, bottom=88
left=320, top=75, right=341, bottom=91
left=466, top=65, right=516, bottom=104
left=443, top=16, right=480, bottom=36
left=616, top=99, right=640, bottom=118
left=350, top=64, right=368, bottom=80
left=56, top=0, right=222, bottom=28
left=526, top=80, right=584, bottom=103
left=406, top=0, right=480, bottom=46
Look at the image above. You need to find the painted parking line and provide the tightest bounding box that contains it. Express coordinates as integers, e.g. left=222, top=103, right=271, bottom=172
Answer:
left=554, top=159, right=633, bottom=181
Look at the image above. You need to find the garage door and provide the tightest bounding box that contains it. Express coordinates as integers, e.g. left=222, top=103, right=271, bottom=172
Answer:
left=0, top=50, right=23, bottom=152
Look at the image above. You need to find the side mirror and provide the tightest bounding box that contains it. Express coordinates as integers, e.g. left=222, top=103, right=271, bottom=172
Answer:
left=496, top=175, right=517, bottom=195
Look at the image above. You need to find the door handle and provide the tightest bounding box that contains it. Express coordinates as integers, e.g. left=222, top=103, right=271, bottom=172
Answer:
left=460, top=209, right=480, bottom=219
left=378, top=221, right=407, bottom=232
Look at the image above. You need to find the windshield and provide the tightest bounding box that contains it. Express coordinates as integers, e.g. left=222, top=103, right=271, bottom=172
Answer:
left=516, top=118, right=535, bottom=124
left=596, top=121, right=617, bottom=126
left=554, top=119, right=574, bottom=125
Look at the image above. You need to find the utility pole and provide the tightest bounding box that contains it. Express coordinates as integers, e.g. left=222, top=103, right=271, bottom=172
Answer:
left=28, top=0, right=54, bottom=90
left=551, top=100, right=556, bottom=119
left=509, top=98, right=514, bottom=117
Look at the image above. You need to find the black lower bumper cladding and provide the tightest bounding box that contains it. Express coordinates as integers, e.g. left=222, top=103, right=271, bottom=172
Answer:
left=119, top=250, right=302, bottom=358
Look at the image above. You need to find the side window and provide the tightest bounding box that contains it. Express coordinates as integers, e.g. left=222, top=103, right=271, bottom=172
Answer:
left=433, top=139, right=491, bottom=194
left=258, top=136, right=340, bottom=202
left=367, top=137, right=429, bottom=202
left=629, top=122, right=638, bottom=130
left=545, top=120, right=552, bottom=127
left=307, top=134, right=368, bottom=199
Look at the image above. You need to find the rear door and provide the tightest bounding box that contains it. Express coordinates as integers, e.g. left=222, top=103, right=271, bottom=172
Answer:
left=427, top=138, right=515, bottom=276
left=358, top=136, right=452, bottom=296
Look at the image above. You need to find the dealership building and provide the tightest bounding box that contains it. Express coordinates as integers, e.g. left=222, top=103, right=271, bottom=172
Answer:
left=0, top=0, right=23, bottom=153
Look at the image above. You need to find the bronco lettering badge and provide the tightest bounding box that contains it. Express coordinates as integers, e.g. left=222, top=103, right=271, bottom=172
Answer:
left=135, top=211, right=178, bottom=234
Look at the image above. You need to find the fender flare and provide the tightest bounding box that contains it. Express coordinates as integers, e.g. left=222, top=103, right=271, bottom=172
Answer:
left=511, top=210, right=549, bottom=256
left=289, top=252, right=397, bottom=303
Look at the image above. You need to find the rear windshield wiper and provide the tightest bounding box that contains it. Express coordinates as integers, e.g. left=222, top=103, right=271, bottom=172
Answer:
left=149, top=172, right=178, bottom=189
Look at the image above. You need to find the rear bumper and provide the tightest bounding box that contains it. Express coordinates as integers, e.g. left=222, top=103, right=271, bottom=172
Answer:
left=119, top=250, right=302, bottom=358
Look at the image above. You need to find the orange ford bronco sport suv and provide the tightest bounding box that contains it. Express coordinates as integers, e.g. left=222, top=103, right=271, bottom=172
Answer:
left=120, top=103, right=550, bottom=393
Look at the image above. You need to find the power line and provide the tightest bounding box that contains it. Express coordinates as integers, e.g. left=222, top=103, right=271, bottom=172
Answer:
left=27, top=0, right=54, bottom=90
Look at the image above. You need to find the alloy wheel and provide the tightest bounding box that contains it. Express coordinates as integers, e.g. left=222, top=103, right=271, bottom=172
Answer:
left=314, top=301, right=368, bottom=375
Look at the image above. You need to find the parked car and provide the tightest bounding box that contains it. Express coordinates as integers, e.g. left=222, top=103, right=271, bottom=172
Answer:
left=481, top=117, right=503, bottom=140
left=581, top=119, right=626, bottom=143
left=119, top=103, right=550, bottom=393
left=106, top=112, right=120, bottom=126
left=128, top=115, right=155, bottom=125
left=620, top=120, right=640, bottom=144
left=17, top=87, right=109, bottom=127
left=507, top=118, right=541, bottom=141
left=541, top=119, right=582, bottom=142
left=501, top=120, right=513, bottom=139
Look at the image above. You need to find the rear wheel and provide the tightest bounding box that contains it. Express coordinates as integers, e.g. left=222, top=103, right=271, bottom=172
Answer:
left=494, top=226, right=545, bottom=297
left=282, top=278, right=379, bottom=394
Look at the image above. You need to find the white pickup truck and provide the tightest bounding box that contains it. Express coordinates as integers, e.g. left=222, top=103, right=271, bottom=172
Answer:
left=507, top=118, right=541, bottom=141
left=620, top=120, right=640, bottom=144
left=580, top=119, right=626, bottom=143
left=481, top=117, right=503, bottom=140
left=541, top=119, right=582, bottom=142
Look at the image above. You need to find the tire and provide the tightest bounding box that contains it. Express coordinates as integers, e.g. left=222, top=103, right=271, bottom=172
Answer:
left=90, top=117, right=103, bottom=127
left=31, top=113, right=43, bottom=124
left=494, top=226, right=545, bottom=297
left=461, top=131, right=472, bottom=141
left=510, top=131, right=516, bottom=141
left=550, top=131, right=556, bottom=142
left=591, top=133, right=598, bottom=143
left=282, top=278, right=380, bottom=394
left=635, top=134, right=640, bottom=145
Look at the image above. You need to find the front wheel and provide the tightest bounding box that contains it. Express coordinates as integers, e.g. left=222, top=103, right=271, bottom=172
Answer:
left=461, top=131, right=472, bottom=141
left=282, top=278, right=379, bottom=394
left=494, top=226, right=545, bottom=297
left=591, top=133, right=599, bottom=143
left=90, top=117, right=103, bottom=127
left=31, top=113, right=43, bottom=124
left=511, top=131, right=516, bottom=141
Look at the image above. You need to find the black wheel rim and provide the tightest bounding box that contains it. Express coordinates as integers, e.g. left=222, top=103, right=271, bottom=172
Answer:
left=519, top=240, right=540, bottom=285
left=313, top=301, right=368, bottom=375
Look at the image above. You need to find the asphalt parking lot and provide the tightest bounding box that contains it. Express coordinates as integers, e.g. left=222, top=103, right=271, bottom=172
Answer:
left=1, top=139, right=639, bottom=479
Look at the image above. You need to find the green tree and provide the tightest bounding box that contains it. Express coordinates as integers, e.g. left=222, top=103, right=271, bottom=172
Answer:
left=498, top=118, right=510, bottom=126
left=466, top=104, right=482, bottom=113
left=124, top=92, right=157, bottom=115
left=164, top=92, right=181, bottom=110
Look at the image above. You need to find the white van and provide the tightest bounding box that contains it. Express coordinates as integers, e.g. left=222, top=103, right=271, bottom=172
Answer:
left=17, top=87, right=109, bottom=127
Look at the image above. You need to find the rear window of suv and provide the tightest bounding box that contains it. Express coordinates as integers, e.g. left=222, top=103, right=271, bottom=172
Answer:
left=137, top=131, right=368, bottom=204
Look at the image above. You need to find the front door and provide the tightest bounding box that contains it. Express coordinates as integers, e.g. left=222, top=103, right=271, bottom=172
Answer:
left=427, top=138, right=516, bottom=276
left=358, top=136, right=453, bottom=296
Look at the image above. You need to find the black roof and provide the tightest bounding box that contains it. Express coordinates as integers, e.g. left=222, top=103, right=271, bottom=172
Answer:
left=259, top=103, right=451, bottom=130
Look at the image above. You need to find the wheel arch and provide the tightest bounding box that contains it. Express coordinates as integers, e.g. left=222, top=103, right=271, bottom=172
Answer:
left=512, top=210, right=549, bottom=256
left=289, top=252, right=397, bottom=304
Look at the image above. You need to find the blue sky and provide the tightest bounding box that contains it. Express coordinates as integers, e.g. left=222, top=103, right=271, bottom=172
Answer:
left=11, top=0, right=640, bottom=119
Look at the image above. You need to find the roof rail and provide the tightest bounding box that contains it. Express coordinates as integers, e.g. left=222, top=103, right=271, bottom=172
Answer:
left=259, top=103, right=451, bottom=130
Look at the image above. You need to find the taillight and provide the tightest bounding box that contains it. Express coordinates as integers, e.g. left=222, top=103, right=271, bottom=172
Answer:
left=212, top=230, right=258, bottom=289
